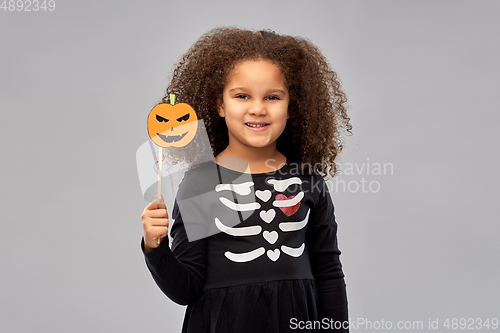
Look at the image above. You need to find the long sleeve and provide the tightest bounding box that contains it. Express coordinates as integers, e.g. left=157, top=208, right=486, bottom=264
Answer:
left=307, top=174, right=349, bottom=332
left=142, top=167, right=209, bottom=306
left=141, top=200, right=206, bottom=305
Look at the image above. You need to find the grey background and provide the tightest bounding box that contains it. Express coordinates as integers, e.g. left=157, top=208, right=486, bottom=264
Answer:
left=1, top=0, right=498, bottom=332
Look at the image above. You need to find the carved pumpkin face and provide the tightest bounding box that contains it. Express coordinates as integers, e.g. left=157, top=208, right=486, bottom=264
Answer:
left=147, top=103, right=198, bottom=147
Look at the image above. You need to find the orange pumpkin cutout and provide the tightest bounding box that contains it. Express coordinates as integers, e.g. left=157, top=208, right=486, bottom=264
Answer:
left=147, top=103, right=198, bottom=147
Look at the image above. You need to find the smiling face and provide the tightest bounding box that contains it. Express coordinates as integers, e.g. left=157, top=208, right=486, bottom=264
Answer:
left=217, top=59, right=289, bottom=154
left=147, top=103, right=198, bottom=147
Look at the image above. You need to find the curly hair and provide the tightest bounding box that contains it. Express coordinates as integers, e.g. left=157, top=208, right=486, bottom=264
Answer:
left=159, top=27, right=352, bottom=179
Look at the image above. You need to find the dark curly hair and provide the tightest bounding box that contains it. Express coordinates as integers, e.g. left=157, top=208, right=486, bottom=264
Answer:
left=159, top=27, right=352, bottom=179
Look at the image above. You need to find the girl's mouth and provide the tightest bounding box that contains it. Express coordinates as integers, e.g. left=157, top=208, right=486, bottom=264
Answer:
left=245, top=122, right=269, bottom=128
left=245, top=122, right=269, bottom=131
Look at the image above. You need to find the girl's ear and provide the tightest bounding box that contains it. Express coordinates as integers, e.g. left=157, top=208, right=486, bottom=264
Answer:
left=217, top=98, right=225, bottom=117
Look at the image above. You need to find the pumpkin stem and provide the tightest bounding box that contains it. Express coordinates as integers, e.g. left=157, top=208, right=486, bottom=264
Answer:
left=169, top=94, right=176, bottom=105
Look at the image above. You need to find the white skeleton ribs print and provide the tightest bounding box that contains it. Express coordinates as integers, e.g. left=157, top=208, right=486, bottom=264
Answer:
left=215, top=177, right=309, bottom=263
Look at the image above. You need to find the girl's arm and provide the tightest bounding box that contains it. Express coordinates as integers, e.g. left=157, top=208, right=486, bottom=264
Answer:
left=142, top=200, right=206, bottom=306
left=142, top=168, right=208, bottom=306
left=307, top=174, right=349, bottom=332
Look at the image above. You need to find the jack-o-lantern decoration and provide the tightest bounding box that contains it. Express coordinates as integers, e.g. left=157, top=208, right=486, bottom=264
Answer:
left=147, top=103, right=198, bottom=147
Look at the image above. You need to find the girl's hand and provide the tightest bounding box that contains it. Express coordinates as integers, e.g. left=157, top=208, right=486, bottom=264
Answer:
left=142, top=195, right=169, bottom=252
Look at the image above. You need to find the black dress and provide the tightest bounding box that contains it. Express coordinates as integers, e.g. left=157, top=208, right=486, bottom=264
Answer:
left=142, top=159, right=349, bottom=332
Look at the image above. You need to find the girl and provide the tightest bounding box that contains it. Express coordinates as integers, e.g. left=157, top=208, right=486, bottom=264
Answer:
left=141, top=27, right=352, bottom=332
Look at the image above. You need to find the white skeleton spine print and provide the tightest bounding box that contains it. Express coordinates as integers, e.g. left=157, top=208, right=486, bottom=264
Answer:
left=215, top=177, right=308, bottom=263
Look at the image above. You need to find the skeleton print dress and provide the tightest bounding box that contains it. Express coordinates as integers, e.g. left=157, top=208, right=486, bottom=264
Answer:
left=142, top=159, right=348, bottom=333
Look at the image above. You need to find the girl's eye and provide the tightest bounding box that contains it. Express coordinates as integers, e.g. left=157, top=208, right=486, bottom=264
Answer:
left=266, top=95, right=280, bottom=100
left=235, top=94, right=248, bottom=99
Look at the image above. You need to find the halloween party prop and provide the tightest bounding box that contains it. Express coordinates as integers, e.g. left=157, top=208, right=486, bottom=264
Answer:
left=147, top=98, right=199, bottom=148
left=147, top=95, right=197, bottom=203
left=137, top=92, right=213, bottom=208
left=147, top=94, right=197, bottom=245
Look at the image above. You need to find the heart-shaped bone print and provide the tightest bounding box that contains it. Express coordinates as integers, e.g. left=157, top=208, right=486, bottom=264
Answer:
left=275, top=194, right=301, bottom=217
left=259, top=209, right=276, bottom=223
left=267, top=249, right=280, bottom=261
left=255, top=190, right=272, bottom=202
left=263, top=230, right=278, bottom=244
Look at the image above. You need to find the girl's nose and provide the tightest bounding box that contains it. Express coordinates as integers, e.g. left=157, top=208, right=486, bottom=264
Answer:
left=248, top=100, right=267, bottom=115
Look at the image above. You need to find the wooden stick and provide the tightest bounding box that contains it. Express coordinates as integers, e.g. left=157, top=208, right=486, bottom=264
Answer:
left=157, top=146, right=163, bottom=246
left=158, top=146, right=163, bottom=199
